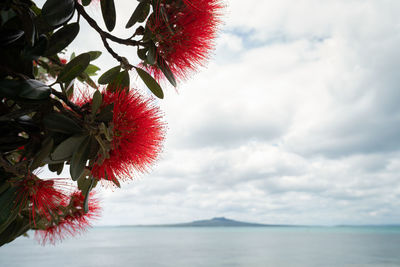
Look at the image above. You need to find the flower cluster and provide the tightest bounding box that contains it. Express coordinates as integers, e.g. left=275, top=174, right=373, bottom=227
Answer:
left=145, top=0, right=223, bottom=82
left=35, top=191, right=101, bottom=245
left=0, top=0, right=222, bottom=247
left=74, top=88, right=165, bottom=184
left=14, top=174, right=70, bottom=225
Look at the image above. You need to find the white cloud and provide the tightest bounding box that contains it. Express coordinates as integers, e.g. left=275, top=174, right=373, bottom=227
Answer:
left=38, top=0, right=400, bottom=225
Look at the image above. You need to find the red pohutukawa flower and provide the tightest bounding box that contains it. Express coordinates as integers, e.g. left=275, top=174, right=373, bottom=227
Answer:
left=35, top=191, right=101, bottom=245
left=74, top=89, right=165, bottom=183
left=14, top=174, right=71, bottom=226
left=145, top=0, right=223, bottom=82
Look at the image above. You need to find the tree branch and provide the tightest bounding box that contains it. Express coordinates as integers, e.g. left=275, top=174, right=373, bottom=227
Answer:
left=51, top=89, right=82, bottom=114
left=75, top=4, right=141, bottom=47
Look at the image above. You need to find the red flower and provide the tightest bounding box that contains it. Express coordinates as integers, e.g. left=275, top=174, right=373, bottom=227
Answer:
left=145, top=0, right=223, bottom=82
left=35, top=191, right=101, bottom=245
left=60, top=58, right=68, bottom=65
left=14, top=174, right=71, bottom=226
left=74, top=89, right=165, bottom=183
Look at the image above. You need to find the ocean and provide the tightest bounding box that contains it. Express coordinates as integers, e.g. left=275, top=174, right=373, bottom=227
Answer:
left=1, top=226, right=400, bottom=267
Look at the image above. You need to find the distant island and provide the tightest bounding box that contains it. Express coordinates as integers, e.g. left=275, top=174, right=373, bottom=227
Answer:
left=132, top=217, right=291, bottom=227
left=111, top=218, right=400, bottom=228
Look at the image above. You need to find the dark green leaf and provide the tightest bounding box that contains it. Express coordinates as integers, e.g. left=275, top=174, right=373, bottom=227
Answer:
left=45, top=23, right=80, bottom=56
left=30, top=138, right=54, bottom=170
left=57, top=53, right=91, bottom=83
left=42, top=0, right=75, bottom=27
left=65, top=82, right=74, bottom=99
left=137, top=48, right=147, bottom=60
left=79, top=177, right=94, bottom=212
left=78, top=174, right=91, bottom=193
left=158, top=57, right=177, bottom=87
left=70, top=136, right=91, bottom=181
left=125, top=2, right=150, bottom=28
left=21, top=35, right=48, bottom=60
left=48, top=162, right=64, bottom=175
left=0, top=187, right=22, bottom=235
left=100, top=0, right=116, bottom=32
left=51, top=134, right=87, bottom=161
left=135, top=67, right=164, bottom=99
left=80, top=72, right=98, bottom=89
left=0, top=215, right=30, bottom=246
left=19, top=9, right=36, bottom=46
left=107, top=70, right=130, bottom=92
left=18, top=79, right=51, bottom=100
left=82, top=0, right=92, bottom=6
left=0, top=79, right=50, bottom=100
left=85, top=64, right=100, bottom=76
left=138, top=3, right=150, bottom=22
left=92, top=90, right=102, bottom=115
left=147, top=41, right=157, bottom=65
left=98, top=66, right=120, bottom=84
left=0, top=30, right=24, bottom=46
left=88, top=51, right=102, bottom=61
left=43, top=113, right=83, bottom=134
left=0, top=181, right=10, bottom=196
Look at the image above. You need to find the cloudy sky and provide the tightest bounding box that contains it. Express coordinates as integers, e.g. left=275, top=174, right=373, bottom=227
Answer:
left=40, top=0, right=400, bottom=225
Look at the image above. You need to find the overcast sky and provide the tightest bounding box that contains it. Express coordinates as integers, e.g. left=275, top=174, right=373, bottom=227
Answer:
left=40, top=0, right=400, bottom=225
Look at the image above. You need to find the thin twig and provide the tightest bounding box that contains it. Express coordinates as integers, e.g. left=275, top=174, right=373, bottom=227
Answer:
left=75, top=4, right=141, bottom=47
left=100, top=35, right=134, bottom=70
left=51, top=89, right=82, bottom=114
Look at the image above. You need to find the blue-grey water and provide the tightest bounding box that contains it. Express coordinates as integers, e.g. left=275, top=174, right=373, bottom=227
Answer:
left=1, top=226, right=400, bottom=267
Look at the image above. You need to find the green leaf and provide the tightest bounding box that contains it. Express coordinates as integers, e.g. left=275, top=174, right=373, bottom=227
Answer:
left=45, top=23, right=80, bottom=56
left=78, top=72, right=97, bottom=89
left=85, top=64, right=101, bottom=76
left=0, top=79, right=51, bottom=100
left=125, top=2, right=150, bottom=28
left=42, top=0, right=75, bottom=27
left=0, top=215, right=30, bottom=246
left=83, top=181, right=94, bottom=213
left=92, top=90, right=102, bottom=115
left=22, top=34, right=48, bottom=60
left=43, top=113, right=83, bottom=134
left=137, top=48, right=148, bottom=60
left=135, top=67, right=164, bottom=99
left=0, top=30, right=24, bottom=46
left=70, top=136, right=91, bottom=181
left=147, top=41, right=157, bottom=65
left=51, top=134, right=87, bottom=161
left=0, top=181, right=10, bottom=196
left=82, top=0, right=92, bottom=6
left=88, top=51, right=102, bottom=61
left=107, top=70, right=130, bottom=92
left=30, top=138, right=54, bottom=170
left=20, top=9, right=36, bottom=46
left=98, top=66, right=120, bottom=84
left=48, top=162, right=64, bottom=175
left=77, top=171, right=91, bottom=193
left=18, top=79, right=51, bottom=100
left=100, top=0, right=116, bottom=32
left=158, top=58, right=176, bottom=87
left=57, top=53, right=91, bottom=83
left=0, top=187, right=22, bottom=235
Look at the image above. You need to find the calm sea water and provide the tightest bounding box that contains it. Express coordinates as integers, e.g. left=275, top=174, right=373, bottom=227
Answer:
left=1, top=226, right=400, bottom=267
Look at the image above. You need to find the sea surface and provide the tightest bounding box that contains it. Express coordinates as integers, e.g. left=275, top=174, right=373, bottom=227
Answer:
left=1, top=226, right=400, bottom=267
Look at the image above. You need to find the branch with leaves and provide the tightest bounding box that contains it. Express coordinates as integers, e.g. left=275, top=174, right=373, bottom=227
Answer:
left=0, top=0, right=222, bottom=246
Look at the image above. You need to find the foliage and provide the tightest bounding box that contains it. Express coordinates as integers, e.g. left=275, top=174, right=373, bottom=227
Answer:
left=0, top=0, right=222, bottom=246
